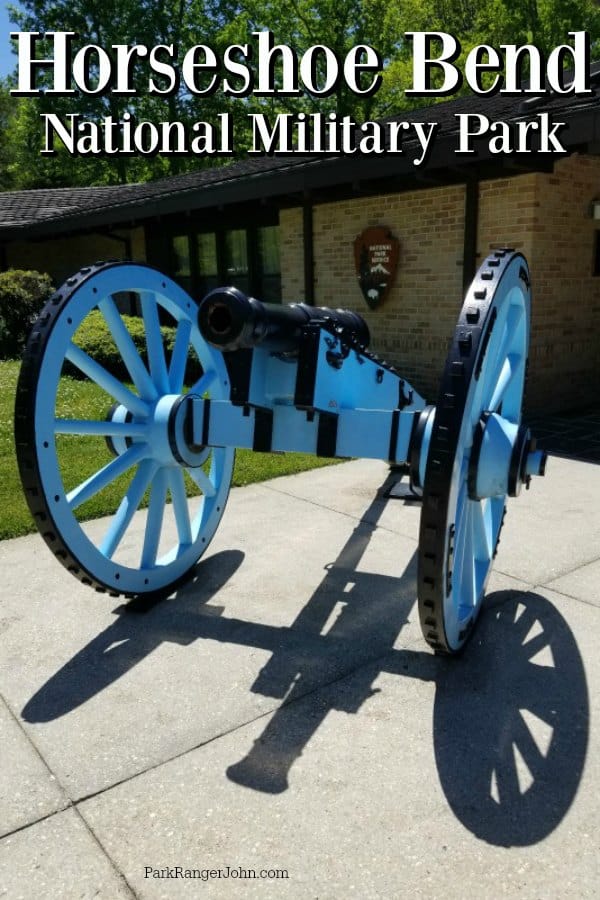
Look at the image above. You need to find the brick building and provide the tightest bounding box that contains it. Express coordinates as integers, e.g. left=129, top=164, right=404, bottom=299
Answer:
left=1, top=84, right=599, bottom=413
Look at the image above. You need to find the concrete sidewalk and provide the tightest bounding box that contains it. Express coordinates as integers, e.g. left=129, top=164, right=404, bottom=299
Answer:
left=0, top=456, right=598, bottom=899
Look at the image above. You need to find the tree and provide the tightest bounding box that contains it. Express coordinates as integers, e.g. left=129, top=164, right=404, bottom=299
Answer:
left=0, top=81, right=16, bottom=189
left=2, top=0, right=599, bottom=188
left=238, top=0, right=409, bottom=119
left=7, top=0, right=247, bottom=183
left=407, top=0, right=600, bottom=59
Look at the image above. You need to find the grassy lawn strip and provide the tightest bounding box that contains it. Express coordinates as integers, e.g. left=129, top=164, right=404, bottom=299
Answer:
left=0, top=360, right=342, bottom=541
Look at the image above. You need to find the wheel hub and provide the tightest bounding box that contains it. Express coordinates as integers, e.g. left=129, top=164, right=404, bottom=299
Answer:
left=166, top=393, right=208, bottom=468
left=105, top=402, right=133, bottom=458
left=409, top=405, right=436, bottom=495
left=468, top=413, right=547, bottom=500
left=106, top=393, right=207, bottom=468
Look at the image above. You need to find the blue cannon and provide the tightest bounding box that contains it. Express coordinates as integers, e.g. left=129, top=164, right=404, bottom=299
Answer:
left=14, top=249, right=545, bottom=653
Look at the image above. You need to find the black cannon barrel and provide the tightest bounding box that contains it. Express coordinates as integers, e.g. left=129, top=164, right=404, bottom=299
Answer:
left=198, top=286, right=370, bottom=353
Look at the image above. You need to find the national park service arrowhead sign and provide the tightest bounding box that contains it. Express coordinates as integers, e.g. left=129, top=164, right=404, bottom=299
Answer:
left=353, top=226, right=400, bottom=310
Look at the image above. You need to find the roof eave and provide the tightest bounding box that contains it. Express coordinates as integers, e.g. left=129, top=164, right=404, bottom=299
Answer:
left=1, top=104, right=599, bottom=242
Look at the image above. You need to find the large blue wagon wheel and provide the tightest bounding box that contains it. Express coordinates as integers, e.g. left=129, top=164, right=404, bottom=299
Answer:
left=418, top=250, right=531, bottom=653
left=15, top=262, right=234, bottom=597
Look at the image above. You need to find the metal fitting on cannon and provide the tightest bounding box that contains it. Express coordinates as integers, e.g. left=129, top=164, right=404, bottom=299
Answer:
left=198, top=286, right=370, bottom=353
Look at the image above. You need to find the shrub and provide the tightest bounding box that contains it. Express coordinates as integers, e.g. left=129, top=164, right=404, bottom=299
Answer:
left=71, top=310, right=202, bottom=383
left=72, top=310, right=149, bottom=382
left=0, top=267, right=202, bottom=381
left=0, top=269, right=54, bottom=359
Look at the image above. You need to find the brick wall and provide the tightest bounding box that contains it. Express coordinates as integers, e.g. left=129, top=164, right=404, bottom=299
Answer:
left=279, top=154, right=600, bottom=413
left=280, top=207, right=305, bottom=301
left=477, top=156, right=600, bottom=412
left=291, top=186, right=466, bottom=402
left=4, top=152, right=598, bottom=414
left=526, top=155, right=600, bottom=412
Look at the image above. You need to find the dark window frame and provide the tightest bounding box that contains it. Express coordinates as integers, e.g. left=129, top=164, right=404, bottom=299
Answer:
left=160, top=212, right=281, bottom=303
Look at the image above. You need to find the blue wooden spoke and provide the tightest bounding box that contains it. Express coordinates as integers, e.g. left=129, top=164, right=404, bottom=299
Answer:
left=141, top=467, right=169, bottom=569
left=480, top=303, right=525, bottom=415
left=141, top=292, right=171, bottom=395
left=187, top=466, right=216, bottom=498
left=65, top=343, right=149, bottom=418
left=190, top=368, right=217, bottom=397
left=100, top=459, right=158, bottom=559
left=463, top=508, right=478, bottom=607
left=54, top=419, right=147, bottom=437
left=169, top=318, right=192, bottom=393
left=453, top=500, right=472, bottom=599
left=487, top=353, right=513, bottom=411
left=471, top=499, right=492, bottom=561
left=67, top=443, right=148, bottom=511
left=454, top=462, right=468, bottom=523
left=167, top=467, right=193, bottom=548
left=98, top=296, right=158, bottom=401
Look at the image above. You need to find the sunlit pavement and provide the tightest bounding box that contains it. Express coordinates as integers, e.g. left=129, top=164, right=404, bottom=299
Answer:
left=0, top=454, right=598, bottom=899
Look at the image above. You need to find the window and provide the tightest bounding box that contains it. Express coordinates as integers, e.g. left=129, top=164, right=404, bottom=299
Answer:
left=258, top=225, right=280, bottom=274
left=257, top=225, right=281, bottom=302
left=168, top=223, right=281, bottom=302
left=172, top=234, right=192, bottom=294
left=197, top=232, right=219, bottom=298
left=224, top=229, right=250, bottom=294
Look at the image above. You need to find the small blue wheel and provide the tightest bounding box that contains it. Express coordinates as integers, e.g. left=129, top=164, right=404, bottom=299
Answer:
left=418, top=250, right=531, bottom=653
left=15, top=262, right=234, bottom=596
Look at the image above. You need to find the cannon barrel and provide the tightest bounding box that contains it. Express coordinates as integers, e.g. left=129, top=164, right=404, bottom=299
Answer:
left=198, top=286, right=370, bottom=353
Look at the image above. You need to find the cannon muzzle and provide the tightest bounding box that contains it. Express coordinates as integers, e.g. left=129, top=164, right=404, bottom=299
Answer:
left=198, top=287, right=370, bottom=353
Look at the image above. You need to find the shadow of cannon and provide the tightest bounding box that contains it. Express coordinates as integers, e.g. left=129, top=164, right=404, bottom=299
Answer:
left=23, top=473, right=588, bottom=847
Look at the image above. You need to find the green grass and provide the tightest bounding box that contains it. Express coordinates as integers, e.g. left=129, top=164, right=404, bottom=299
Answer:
left=0, top=359, right=342, bottom=541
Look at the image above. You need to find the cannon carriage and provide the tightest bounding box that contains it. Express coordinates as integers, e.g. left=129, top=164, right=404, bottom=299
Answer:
left=14, top=249, right=546, bottom=653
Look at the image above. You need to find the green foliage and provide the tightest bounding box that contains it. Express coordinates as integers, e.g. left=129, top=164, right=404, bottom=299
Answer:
left=5, top=94, right=113, bottom=189
left=72, top=310, right=146, bottom=380
left=2, top=0, right=599, bottom=187
left=8, top=0, right=249, bottom=185
left=0, top=81, right=15, bottom=189
left=411, top=0, right=600, bottom=59
left=0, top=359, right=341, bottom=541
left=0, top=269, right=54, bottom=359
left=70, top=309, right=203, bottom=381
